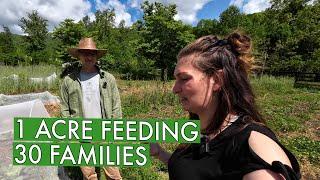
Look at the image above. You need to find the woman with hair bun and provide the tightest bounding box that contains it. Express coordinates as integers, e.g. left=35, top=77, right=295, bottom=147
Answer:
left=150, top=32, right=301, bottom=180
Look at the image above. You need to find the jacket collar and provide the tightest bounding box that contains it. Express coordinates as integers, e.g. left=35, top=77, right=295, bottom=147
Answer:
left=73, top=61, right=105, bottom=78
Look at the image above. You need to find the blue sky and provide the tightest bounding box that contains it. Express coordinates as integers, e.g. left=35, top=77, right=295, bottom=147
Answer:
left=85, top=0, right=271, bottom=26
left=86, top=0, right=236, bottom=26
left=0, top=0, right=272, bottom=34
left=197, top=0, right=231, bottom=21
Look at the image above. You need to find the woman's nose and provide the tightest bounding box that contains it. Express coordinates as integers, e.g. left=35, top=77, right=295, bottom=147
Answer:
left=172, top=81, right=180, bottom=94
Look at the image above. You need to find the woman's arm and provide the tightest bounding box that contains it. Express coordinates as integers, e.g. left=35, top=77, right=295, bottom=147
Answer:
left=150, top=143, right=172, bottom=165
left=243, top=131, right=293, bottom=180
left=243, top=169, right=285, bottom=180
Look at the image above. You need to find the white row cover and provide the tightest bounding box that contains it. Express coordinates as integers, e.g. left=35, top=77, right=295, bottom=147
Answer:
left=0, top=99, right=49, bottom=134
left=2, top=72, right=57, bottom=84
left=0, top=91, right=60, bottom=106
left=0, top=100, right=61, bottom=179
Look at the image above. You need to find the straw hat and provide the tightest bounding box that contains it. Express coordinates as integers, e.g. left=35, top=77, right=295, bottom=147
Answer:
left=68, top=38, right=107, bottom=59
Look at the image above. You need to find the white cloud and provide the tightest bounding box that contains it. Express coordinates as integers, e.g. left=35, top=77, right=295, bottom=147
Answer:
left=0, top=0, right=91, bottom=34
left=307, top=0, right=316, bottom=5
left=171, top=0, right=212, bottom=24
left=229, top=0, right=245, bottom=8
left=129, top=0, right=212, bottom=24
left=87, top=12, right=96, bottom=22
left=129, top=0, right=142, bottom=9
left=243, top=0, right=271, bottom=14
left=96, top=0, right=133, bottom=27
left=230, top=0, right=271, bottom=14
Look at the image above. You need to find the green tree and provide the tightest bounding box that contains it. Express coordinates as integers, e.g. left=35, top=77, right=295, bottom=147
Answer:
left=241, top=13, right=269, bottom=73
left=138, top=1, right=194, bottom=81
left=193, top=19, right=221, bottom=38
left=53, top=19, right=86, bottom=64
left=0, top=26, right=14, bottom=53
left=263, top=0, right=319, bottom=72
left=19, top=10, right=48, bottom=64
left=219, top=5, right=244, bottom=35
left=89, top=9, right=120, bottom=70
left=91, top=9, right=116, bottom=41
left=0, top=26, right=16, bottom=65
left=294, top=1, right=320, bottom=72
left=82, top=15, right=93, bottom=30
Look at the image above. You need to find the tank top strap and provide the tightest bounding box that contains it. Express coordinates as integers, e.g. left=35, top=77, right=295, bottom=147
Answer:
left=241, top=123, right=278, bottom=142
left=271, top=161, right=300, bottom=180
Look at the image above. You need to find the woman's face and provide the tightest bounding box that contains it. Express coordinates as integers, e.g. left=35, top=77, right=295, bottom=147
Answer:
left=173, top=57, right=217, bottom=115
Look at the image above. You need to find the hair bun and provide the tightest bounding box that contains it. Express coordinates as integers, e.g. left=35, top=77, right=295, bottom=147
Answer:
left=227, top=32, right=253, bottom=71
left=227, top=32, right=251, bottom=55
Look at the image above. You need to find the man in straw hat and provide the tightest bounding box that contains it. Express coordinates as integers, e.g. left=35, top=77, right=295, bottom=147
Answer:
left=60, top=37, right=122, bottom=180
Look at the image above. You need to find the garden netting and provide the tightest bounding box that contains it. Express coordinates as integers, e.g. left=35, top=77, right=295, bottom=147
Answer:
left=0, top=99, right=63, bottom=179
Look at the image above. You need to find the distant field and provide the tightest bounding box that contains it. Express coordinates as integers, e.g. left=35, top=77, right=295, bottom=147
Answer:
left=0, top=65, right=319, bottom=179
left=0, top=65, right=60, bottom=94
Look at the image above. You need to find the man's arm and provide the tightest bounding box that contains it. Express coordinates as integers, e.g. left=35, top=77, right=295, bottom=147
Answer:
left=110, top=76, right=122, bottom=119
left=60, top=79, right=71, bottom=117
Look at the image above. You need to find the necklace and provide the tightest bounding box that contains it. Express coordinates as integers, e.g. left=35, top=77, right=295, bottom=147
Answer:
left=206, top=114, right=239, bottom=138
left=219, top=114, right=239, bottom=133
left=200, top=114, right=239, bottom=153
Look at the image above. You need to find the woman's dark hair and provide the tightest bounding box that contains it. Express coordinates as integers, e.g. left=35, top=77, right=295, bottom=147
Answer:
left=178, top=32, right=264, bottom=135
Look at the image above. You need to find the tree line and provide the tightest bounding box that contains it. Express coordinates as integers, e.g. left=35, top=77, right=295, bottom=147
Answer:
left=0, top=0, right=319, bottom=80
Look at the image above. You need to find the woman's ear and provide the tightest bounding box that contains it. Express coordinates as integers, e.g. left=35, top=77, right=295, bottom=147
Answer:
left=211, top=70, right=223, bottom=91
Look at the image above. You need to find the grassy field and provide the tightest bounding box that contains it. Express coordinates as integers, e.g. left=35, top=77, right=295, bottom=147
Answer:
left=0, top=65, right=60, bottom=94
left=0, top=66, right=319, bottom=179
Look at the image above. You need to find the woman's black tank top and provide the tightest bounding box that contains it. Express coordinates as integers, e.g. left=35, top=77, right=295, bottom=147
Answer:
left=168, top=116, right=301, bottom=180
